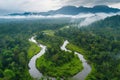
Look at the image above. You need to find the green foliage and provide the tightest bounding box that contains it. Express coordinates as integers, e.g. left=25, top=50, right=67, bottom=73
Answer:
left=28, top=42, right=40, bottom=59
left=36, top=50, right=83, bottom=78
left=0, top=70, right=3, bottom=78
left=42, top=30, right=55, bottom=36
left=0, top=15, right=120, bottom=80
left=3, top=69, right=15, bottom=79
left=56, top=15, right=120, bottom=80
left=36, top=28, right=83, bottom=78
left=0, top=18, right=68, bottom=80
left=66, top=43, right=85, bottom=55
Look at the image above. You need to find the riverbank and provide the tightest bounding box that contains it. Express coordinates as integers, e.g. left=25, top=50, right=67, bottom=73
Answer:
left=28, top=36, right=91, bottom=80
left=36, top=52, right=83, bottom=78
left=36, top=40, right=83, bottom=78
left=61, top=40, right=91, bottom=80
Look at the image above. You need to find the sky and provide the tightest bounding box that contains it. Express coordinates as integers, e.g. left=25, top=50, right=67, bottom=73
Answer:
left=0, top=0, right=120, bottom=13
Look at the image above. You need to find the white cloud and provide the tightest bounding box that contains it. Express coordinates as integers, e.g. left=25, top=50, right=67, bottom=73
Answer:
left=109, top=3, right=120, bottom=9
left=0, top=0, right=120, bottom=12
left=0, top=0, right=61, bottom=12
left=79, top=12, right=120, bottom=26
left=22, top=0, right=62, bottom=12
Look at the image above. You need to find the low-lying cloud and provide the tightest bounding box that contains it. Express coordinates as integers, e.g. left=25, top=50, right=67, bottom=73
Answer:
left=0, top=12, right=120, bottom=27
left=79, top=12, right=120, bottom=26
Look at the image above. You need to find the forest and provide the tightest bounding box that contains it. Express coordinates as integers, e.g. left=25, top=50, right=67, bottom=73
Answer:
left=56, top=15, right=120, bottom=80
left=36, top=31, right=83, bottom=79
left=0, top=18, right=69, bottom=80
left=0, top=15, right=120, bottom=80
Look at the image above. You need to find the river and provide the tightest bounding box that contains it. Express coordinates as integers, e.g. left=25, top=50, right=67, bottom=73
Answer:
left=60, top=40, right=91, bottom=80
left=28, top=37, right=91, bottom=80
left=28, top=36, right=46, bottom=79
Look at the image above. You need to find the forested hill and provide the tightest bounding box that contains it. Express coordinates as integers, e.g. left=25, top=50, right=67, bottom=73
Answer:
left=56, top=15, right=120, bottom=80
left=81, top=15, right=120, bottom=41
left=89, top=15, right=120, bottom=28
left=85, top=15, right=120, bottom=79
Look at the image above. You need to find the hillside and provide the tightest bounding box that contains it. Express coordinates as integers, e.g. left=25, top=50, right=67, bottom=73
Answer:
left=56, top=15, right=120, bottom=80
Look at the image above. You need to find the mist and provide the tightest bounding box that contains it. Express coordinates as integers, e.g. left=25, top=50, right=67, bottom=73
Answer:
left=0, top=12, right=120, bottom=26
left=79, top=12, right=120, bottom=26
left=0, top=13, right=95, bottom=19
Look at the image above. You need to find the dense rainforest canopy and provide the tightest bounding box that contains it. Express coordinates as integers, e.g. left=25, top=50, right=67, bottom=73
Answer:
left=0, top=15, right=120, bottom=80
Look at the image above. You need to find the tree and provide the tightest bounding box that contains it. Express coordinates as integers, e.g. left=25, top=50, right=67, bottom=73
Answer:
left=3, top=69, right=15, bottom=79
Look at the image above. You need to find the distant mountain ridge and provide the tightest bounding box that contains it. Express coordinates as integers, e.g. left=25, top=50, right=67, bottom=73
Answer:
left=9, top=5, right=120, bottom=16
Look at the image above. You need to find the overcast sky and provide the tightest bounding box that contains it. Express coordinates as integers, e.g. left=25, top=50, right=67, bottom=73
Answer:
left=0, top=0, right=120, bottom=12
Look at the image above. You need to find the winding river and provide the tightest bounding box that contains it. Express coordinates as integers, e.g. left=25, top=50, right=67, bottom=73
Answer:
left=28, top=36, right=46, bottom=79
left=60, top=40, right=91, bottom=80
left=28, top=36, right=91, bottom=80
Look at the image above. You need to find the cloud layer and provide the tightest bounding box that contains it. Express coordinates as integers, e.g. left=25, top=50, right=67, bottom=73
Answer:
left=0, top=0, right=120, bottom=13
left=0, top=12, right=120, bottom=24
